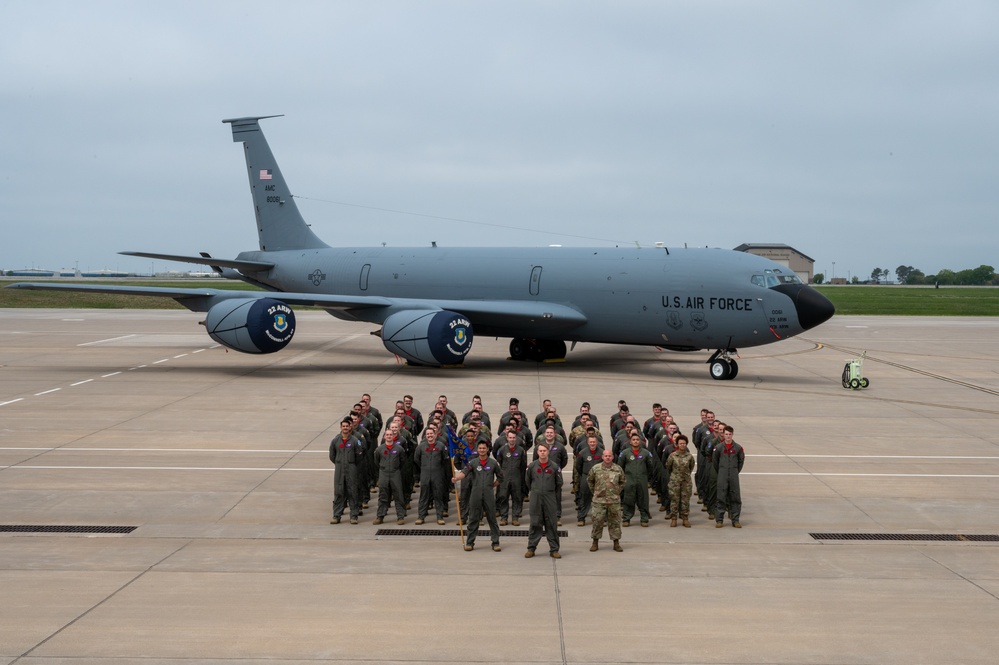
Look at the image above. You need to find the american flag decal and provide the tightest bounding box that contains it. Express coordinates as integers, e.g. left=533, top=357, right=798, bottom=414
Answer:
left=259, top=169, right=273, bottom=180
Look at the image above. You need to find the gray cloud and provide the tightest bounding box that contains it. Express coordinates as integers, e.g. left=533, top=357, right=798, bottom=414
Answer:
left=2, top=1, right=996, bottom=282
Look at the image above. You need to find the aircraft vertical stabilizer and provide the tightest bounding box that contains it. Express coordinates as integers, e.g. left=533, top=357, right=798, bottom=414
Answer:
left=223, top=116, right=329, bottom=252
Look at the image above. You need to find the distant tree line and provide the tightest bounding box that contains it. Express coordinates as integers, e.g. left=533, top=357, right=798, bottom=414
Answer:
left=890, top=264, right=995, bottom=286
left=814, top=265, right=996, bottom=285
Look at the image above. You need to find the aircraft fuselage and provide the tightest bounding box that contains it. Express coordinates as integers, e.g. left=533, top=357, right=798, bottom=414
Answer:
left=239, top=245, right=804, bottom=350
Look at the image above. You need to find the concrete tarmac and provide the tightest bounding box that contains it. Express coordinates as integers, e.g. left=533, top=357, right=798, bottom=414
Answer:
left=1, top=309, right=997, bottom=664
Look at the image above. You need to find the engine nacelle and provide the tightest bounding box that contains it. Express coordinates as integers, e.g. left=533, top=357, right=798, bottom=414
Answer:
left=203, top=298, right=295, bottom=354
left=381, top=309, right=473, bottom=366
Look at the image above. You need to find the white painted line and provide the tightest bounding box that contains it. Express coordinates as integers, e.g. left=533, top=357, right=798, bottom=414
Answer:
left=0, top=398, right=25, bottom=407
left=754, top=454, right=999, bottom=460
left=78, top=334, right=137, bottom=347
left=173, top=354, right=188, bottom=359
left=70, top=379, right=94, bottom=386
left=101, top=372, right=122, bottom=378
left=1, top=447, right=991, bottom=460
left=0, top=465, right=992, bottom=478
left=746, top=472, right=999, bottom=478
left=192, top=349, right=206, bottom=354
left=152, top=359, right=169, bottom=364
left=34, top=388, right=62, bottom=396
left=62, top=318, right=85, bottom=322
left=0, top=447, right=326, bottom=453
left=3, top=465, right=326, bottom=472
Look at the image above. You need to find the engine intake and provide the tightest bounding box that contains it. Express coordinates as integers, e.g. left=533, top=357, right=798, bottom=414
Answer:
left=382, top=309, right=473, bottom=365
left=203, top=298, right=295, bottom=354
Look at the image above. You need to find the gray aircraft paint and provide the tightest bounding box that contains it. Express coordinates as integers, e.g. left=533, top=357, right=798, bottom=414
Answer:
left=7, top=116, right=834, bottom=377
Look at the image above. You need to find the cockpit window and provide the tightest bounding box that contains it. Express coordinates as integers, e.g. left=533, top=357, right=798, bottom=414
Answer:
left=751, top=274, right=766, bottom=287
left=774, top=270, right=802, bottom=284
left=762, top=269, right=802, bottom=286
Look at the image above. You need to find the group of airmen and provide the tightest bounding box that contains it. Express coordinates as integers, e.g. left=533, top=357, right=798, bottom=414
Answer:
left=330, top=394, right=746, bottom=557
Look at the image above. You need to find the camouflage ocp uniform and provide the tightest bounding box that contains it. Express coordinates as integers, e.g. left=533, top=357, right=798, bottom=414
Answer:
left=665, top=448, right=696, bottom=520
left=587, top=462, right=625, bottom=542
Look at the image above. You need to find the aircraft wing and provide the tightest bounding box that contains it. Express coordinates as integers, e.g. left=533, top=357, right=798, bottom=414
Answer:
left=4, top=282, right=390, bottom=309
left=401, top=298, right=587, bottom=329
left=3, top=283, right=586, bottom=328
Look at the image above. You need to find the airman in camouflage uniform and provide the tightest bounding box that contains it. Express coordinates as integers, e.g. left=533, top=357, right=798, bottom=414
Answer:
left=665, top=435, right=696, bottom=527
left=586, top=449, right=625, bottom=551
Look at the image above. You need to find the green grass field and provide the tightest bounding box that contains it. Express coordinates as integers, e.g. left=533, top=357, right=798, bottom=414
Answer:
left=814, top=286, right=999, bottom=316
left=1, top=280, right=996, bottom=316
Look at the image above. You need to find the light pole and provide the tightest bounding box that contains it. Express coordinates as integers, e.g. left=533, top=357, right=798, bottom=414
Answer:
left=832, top=262, right=836, bottom=281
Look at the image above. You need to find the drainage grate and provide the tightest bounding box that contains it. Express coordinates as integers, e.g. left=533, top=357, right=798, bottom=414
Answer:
left=0, top=525, right=137, bottom=534
left=377, top=529, right=569, bottom=538
left=810, top=533, right=999, bottom=542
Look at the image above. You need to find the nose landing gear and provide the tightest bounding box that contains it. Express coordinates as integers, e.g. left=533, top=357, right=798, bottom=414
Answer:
left=708, top=349, right=739, bottom=380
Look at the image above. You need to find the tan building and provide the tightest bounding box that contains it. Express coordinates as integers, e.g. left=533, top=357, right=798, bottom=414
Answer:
left=733, top=243, right=816, bottom=283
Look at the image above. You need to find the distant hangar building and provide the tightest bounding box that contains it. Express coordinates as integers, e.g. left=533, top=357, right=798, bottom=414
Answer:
left=734, top=243, right=816, bottom=283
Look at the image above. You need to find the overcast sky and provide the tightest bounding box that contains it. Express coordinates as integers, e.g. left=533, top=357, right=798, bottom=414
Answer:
left=3, top=1, right=997, bottom=281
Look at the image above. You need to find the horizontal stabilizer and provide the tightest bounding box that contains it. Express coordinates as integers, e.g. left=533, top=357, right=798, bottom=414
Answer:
left=119, top=252, right=274, bottom=273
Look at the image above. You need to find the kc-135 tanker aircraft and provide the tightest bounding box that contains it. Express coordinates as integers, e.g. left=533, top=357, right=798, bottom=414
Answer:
left=9, top=116, right=834, bottom=379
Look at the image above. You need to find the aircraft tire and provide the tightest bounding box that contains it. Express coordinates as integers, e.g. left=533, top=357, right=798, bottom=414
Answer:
left=509, top=338, right=528, bottom=361
left=541, top=340, right=567, bottom=360
left=709, top=359, right=731, bottom=380
left=727, top=360, right=739, bottom=380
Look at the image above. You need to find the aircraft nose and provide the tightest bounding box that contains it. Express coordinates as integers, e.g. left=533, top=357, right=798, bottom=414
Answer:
left=773, top=284, right=835, bottom=330
left=795, top=285, right=835, bottom=330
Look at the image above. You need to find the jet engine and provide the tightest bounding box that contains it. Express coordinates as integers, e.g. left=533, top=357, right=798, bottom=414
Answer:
left=203, top=298, right=295, bottom=354
left=381, top=309, right=473, bottom=366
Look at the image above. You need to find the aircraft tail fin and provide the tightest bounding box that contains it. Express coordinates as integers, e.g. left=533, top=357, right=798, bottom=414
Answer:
left=222, top=116, right=329, bottom=252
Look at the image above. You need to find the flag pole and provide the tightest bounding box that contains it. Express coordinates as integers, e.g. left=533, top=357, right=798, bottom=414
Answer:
left=446, top=426, right=466, bottom=548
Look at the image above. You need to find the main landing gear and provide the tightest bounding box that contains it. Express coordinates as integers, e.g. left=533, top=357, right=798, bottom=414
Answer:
left=707, top=349, right=739, bottom=380
left=509, top=338, right=567, bottom=362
